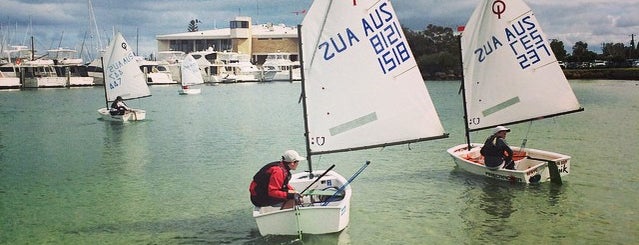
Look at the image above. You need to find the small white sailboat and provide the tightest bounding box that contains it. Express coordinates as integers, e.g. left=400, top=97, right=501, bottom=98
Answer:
left=97, top=32, right=151, bottom=122
left=447, top=0, right=583, bottom=184
left=253, top=0, right=448, bottom=237
left=178, top=54, right=204, bottom=95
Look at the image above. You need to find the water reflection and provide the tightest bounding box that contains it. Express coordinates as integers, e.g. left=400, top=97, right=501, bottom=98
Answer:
left=458, top=177, right=521, bottom=242
left=101, top=122, right=151, bottom=173
left=247, top=227, right=352, bottom=245
left=480, top=182, right=516, bottom=219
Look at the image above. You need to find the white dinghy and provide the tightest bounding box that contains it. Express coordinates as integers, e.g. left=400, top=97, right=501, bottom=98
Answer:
left=97, top=32, right=151, bottom=122
left=253, top=0, right=448, bottom=237
left=178, top=54, right=204, bottom=95
left=447, top=0, right=583, bottom=184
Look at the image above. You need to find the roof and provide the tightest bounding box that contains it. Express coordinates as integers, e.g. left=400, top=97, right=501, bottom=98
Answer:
left=156, top=23, right=298, bottom=40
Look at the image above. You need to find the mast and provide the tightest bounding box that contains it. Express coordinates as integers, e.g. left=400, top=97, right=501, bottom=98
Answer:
left=88, top=0, right=103, bottom=60
left=101, top=57, right=108, bottom=109
left=457, top=34, right=472, bottom=150
left=30, top=36, right=35, bottom=61
left=296, top=24, right=314, bottom=177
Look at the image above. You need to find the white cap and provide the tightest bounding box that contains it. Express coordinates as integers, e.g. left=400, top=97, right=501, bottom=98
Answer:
left=282, top=150, right=306, bottom=162
left=493, top=126, right=511, bottom=134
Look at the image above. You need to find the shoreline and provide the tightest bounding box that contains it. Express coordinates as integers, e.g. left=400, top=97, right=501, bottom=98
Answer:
left=562, top=68, right=639, bottom=80
left=425, top=68, right=639, bottom=81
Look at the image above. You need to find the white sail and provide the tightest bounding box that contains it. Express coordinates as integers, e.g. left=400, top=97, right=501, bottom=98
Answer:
left=461, top=0, right=581, bottom=131
left=103, top=32, right=151, bottom=101
left=180, top=54, right=204, bottom=86
left=301, top=0, right=446, bottom=154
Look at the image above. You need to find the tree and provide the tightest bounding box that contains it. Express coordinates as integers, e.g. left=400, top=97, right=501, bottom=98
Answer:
left=550, top=39, right=567, bottom=61
left=188, top=19, right=201, bottom=32
left=405, top=24, right=460, bottom=79
left=601, top=42, right=626, bottom=62
left=570, top=41, right=597, bottom=62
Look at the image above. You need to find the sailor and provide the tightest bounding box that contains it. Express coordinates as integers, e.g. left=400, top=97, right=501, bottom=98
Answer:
left=249, top=150, right=305, bottom=208
left=480, top=126, right=516, bottom=170
left=110, top=96, right=131, bottom=115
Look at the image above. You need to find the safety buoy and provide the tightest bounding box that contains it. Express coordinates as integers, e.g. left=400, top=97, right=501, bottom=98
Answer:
left=15, top=58, right=21, bottom=65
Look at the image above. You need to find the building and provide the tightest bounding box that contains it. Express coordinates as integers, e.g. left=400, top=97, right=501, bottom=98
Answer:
left=156, top=17, right=299, bottom=64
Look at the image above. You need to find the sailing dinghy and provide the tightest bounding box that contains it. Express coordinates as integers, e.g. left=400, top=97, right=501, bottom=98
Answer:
left=252, top=0, right=448, bottom=236
left=97, top=32, right=151, bottom=122
left=447, top=0, right=583, bottom=184
left=178, top=54, right=204, bottom=95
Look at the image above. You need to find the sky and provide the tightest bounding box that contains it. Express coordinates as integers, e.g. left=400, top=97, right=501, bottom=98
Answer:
left=1, top=0, right=638, bottom=60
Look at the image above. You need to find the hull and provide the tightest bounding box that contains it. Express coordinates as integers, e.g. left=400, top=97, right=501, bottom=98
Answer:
left=68, top=77, right=95, bottom=86
left=178, top=88, right=201, bottom=95
left=0, top=77, right=21, bottom=89
left=23, top=77, right=68, bottom=88
left=447, top=143, right=571, bottom=184
left=253, top=170, right=351, bottom=236
left=87, top=71, right=104, bottom=85
left=98, top=108, right=146, bottom=122
left=145, top=72, right=175, bottom=85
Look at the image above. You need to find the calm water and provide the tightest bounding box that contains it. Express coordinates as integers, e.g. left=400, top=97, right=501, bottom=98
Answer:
left=0, top=80, right=637, bottom=244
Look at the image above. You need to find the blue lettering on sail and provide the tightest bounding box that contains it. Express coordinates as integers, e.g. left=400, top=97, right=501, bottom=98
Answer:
left=504, top=15, right=551, bottom=69
left=474, top=36, right=503, bottom=62
left=318, top=28, right=360, bottom=61
left=362, top=2, right=410, bottom=74
left=107, top=49, right=135, bottom=89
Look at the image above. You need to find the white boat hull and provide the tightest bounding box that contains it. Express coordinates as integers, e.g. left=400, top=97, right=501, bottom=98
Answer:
left=178, top=88, right=201, bottom=95
left=447, top=143, right=571, bottom=184
left=145, top=72, right=175, bottom=85
left=0, top=77, right=21, bottom=88
left=253, top=170, right=351, bottom=236
left=68, top=77, right=94, bottom=86
left=98, top=108, right=146, bottom=122
left=23, top=77, right=68, bottom=88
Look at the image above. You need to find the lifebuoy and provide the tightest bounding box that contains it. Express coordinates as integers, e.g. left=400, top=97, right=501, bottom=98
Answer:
left=15, top=58, right=21, bottom=65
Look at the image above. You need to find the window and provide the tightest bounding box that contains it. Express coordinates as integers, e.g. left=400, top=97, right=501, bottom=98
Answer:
left=230, top=21, right=249, bottom=29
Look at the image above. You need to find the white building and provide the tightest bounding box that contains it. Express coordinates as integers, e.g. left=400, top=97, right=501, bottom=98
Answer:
left=156, top=17, right=300, bottom=64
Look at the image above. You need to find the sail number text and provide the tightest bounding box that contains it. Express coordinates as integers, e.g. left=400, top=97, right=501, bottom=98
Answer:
left=106, top=47, right=135, bottom=90
left=317, top=2, right=410, bottom=74
left=473, top=13, right=551, bottom=70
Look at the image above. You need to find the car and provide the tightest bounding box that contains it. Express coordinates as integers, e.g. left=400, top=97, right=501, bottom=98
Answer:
left=592, top=60, right=607, bottom=68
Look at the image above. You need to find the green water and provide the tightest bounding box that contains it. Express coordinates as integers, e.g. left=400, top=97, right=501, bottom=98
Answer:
left=0, top=80, right=637, bottom=244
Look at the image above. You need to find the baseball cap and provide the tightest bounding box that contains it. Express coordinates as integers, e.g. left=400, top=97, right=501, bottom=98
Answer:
left=493, top=125, right=511, bottom=134
left=282, top=150, right=306, bottom=162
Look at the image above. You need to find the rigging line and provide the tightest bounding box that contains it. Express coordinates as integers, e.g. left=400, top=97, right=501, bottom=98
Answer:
left=520, top=121, right=533, bottom=150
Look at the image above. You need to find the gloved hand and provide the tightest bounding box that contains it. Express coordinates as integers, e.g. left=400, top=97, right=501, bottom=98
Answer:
left=294, top=193, right=303, bottom=205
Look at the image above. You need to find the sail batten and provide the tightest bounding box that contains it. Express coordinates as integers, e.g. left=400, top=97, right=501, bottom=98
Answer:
left=301, top=0, right=447, bottom=154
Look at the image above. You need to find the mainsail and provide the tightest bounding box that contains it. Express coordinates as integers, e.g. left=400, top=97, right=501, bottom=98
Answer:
left=103, top=32, right=151, bottom=102
left=461, top=0, right=581, bottom=131
left=300, top=0, right=447, bottom=155
left=180, top=54, right=204, bottom=86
